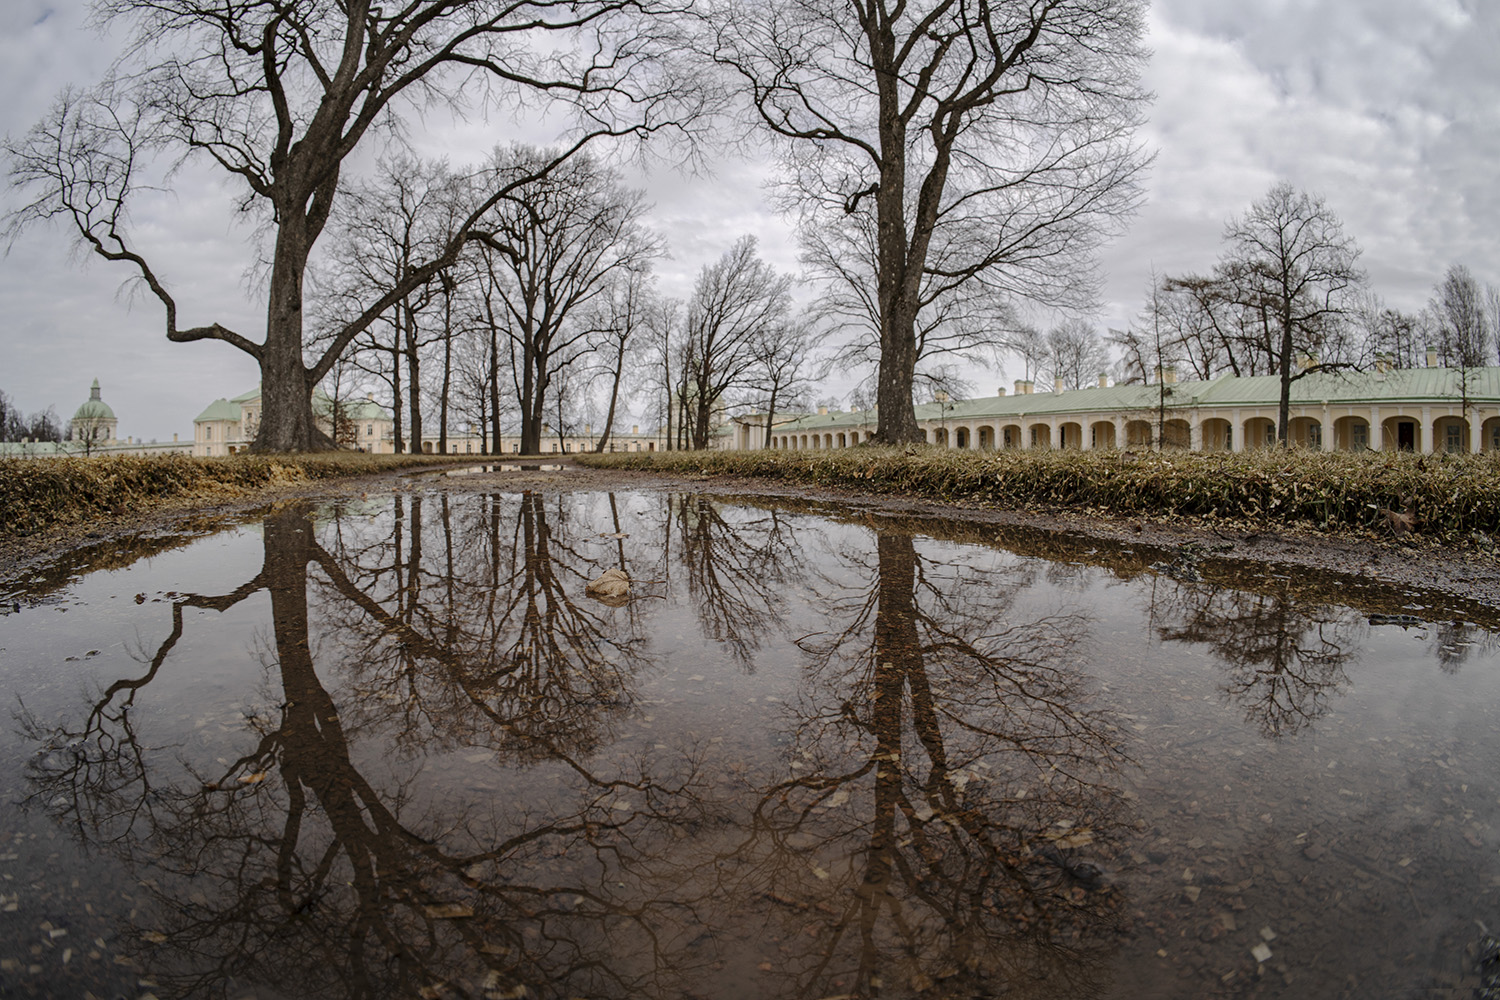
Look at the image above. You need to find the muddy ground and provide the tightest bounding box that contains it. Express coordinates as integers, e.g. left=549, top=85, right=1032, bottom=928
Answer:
left=3, top=457, right=1498, bottom=609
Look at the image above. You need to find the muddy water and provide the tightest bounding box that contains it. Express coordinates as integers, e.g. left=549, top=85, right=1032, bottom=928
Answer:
left=1, top=489, right=1497, bottom=999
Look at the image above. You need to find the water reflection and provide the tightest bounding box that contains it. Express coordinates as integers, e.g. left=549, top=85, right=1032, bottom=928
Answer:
left=17, top=490, right=1500, bottom=997
left=1144, top=577, right=1360, bottom=737
left=23, top=500, right=705, bottom=998
left=739, top=531, right=1129, bottom=998
left=16, top=494, right=1140, bottom=998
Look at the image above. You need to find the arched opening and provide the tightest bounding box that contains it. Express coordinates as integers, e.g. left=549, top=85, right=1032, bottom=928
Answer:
left=1332, top=416, right=1370, bottom=452
left=1287, top=417, right=1322, bottom=449
left=955, top=427, right=970, bottom=449
left=1380, top=416, right=1416, bottom=452
left=978, top=426, right=995, bottom=451
left=422, top=441, right=433, bottom=454
left=1000, top=424, right=1022, bottom=449
left=1162, top=419, right=1191, bottom=449
left=1058, top=422, right=1083, bottom=449
left=1125, top=420, right=1153, bottom=449
left=1029, top=424, right=1052, bottom=449
left=1483, top=417, right=1500, bottom=453
left=1201, top=418, right=1232, bottom=452
left=825, top=433, right=834, bottom=449
left=1243, top=417, right=1276, bottom=450
left=932, top=427, right=949, bottom=447
left=836, top=432, right=846, bottom=448
left=1089, top=421, right=1116, bottom=449
left=1434, top=416, right=1470, bottom=454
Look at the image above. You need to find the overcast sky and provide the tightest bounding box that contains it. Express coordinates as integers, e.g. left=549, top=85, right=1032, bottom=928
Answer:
left=1, top=0, right=1496, bottom=441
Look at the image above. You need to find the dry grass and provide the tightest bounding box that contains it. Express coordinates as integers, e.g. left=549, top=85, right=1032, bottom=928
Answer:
left=0, top=453, right=470, bottom=537
left=578, top=446, right=1500, bottom=543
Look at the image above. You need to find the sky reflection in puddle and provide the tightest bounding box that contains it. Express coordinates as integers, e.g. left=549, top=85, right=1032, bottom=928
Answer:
left=1, top=490, right=1497, bottom=999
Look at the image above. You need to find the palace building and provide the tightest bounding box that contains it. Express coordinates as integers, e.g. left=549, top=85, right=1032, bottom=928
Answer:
left=759, top=364, right=1500, bottom=455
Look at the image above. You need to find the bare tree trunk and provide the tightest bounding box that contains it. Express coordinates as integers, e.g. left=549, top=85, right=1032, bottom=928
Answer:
left=488, top=326, right=502, bottom=456
left=405, top=301, right=423, bottom=455
left=255, top=224, right=325, bottom=452
left=595, top=351, right=625, bottom=452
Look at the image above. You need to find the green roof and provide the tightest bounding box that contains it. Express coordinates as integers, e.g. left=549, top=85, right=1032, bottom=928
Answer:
left=221, top=385, right=391, bottom=422
left=72, top=379, right=116, bottom=421
left=194, top=398, right=240, bottom=423
left=72, top=399, right=115, bottom=421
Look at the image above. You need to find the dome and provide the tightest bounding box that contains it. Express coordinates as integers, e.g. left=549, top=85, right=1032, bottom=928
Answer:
left=72, top=379, right=116, bottom=421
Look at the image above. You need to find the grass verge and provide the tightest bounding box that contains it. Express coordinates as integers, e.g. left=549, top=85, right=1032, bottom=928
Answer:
left=577, top=447, right=1500, bottom=544
left=0, top=453, right=470, bottom=538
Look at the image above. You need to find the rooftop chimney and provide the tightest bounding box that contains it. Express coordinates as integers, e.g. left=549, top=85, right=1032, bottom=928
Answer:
left=818, top=405, right=828, bottom=415
left=1154, top=365, right=1178, bottom=385
left=996, top=386, right=1006, bottom=397
left=1426, top=344, right=1439, bottom=368
left=173, top=433, right=178, bottom=442
left=632, top=425, right=639, bottom=435
left=1098, top=372, right=1109, bottom=388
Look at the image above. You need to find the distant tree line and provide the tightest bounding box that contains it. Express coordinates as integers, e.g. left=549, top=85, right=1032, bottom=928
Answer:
left=0, top=389, right=63, bottom=443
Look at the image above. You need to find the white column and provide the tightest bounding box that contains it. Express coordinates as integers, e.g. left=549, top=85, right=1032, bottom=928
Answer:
left=1369, top=407, right=1383, bottom=452
left=1420, top=406, right=1433, bottom=454
left=1113, top=417, right=1126, bottom=449
left=1472, top=409, right=1484, bottom=454
left=1189, top=420, right=1204, bottom=452
left=1230, top=409, right=1244, bottom=452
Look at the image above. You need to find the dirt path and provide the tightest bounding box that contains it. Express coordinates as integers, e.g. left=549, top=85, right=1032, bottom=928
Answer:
left=4, top=457, right=1498, bottom=610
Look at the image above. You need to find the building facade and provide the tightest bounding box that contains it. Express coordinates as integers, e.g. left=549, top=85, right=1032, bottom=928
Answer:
left=764, top=366, right=1500, bottom=455
left=194, top=388, right=396, bottom=456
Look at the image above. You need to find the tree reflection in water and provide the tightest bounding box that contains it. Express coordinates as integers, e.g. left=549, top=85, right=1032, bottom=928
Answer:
left=20, top=497, right=1130, bottom=999
left=709, top=530, right=1130, bottom=1000
left=1144, top=575, right=1361, bottom=737
left=22, top=498, right=708, bottom=999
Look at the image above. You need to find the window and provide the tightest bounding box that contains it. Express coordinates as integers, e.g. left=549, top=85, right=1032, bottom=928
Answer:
left=1351, top=423, right=1368, bottom=451
left=1447, top=423, right=1463, bottom=453
left=466, top=442, right=473, bottom=453
left=512, top=443, right=520, bottom=453
left=367, top=424, right=373, bottom=437
left=1307, top=423, right=1321, bottom=449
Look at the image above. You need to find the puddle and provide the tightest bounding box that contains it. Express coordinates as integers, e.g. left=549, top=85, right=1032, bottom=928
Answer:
left=1, top=490, right=1497, bottom=998
left=433, top=463, right=567, bottom=476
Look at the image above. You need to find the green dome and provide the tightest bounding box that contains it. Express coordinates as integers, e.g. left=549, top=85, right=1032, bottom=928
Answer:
left=73, top=379, right=116, bottom=421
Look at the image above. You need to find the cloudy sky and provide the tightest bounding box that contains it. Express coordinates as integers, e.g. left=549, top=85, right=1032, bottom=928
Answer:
left=1, top=0, right=1496, bottom=441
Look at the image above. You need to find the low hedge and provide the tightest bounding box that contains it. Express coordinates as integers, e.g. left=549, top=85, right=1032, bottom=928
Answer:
left=0, top=453, right=467, bottom=537
left=577, top=447, right=1500, bottom=544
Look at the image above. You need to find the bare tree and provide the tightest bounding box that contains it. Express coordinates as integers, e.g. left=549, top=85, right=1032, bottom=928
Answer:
left=746, top=316, right=822, bottom=447
left=709, top=0, right=1149, bottom=443
left=1173, top=183, right=1366, bottom=445
left=5, top=0, right=701, bottom=452
left=803, top=197, right=1013, bottom=398
left=1044, top=318, right=1108, bottom=391
left=0, top=389, right=63, bottom=443
left=681, top=236, right=792, bottom=449
left=476, top=148, right=661, bottom=455
left=1430, top=264, right=1491, bottom=368
left=587, top=265, right=655, bottom=452
left=318, top=156, right=464, bottom=453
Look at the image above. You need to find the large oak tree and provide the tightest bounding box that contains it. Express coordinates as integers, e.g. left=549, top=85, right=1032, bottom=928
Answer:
left=5, top=0, right=699, bottom=451
left=710, top=0, right=1149, bottom=442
